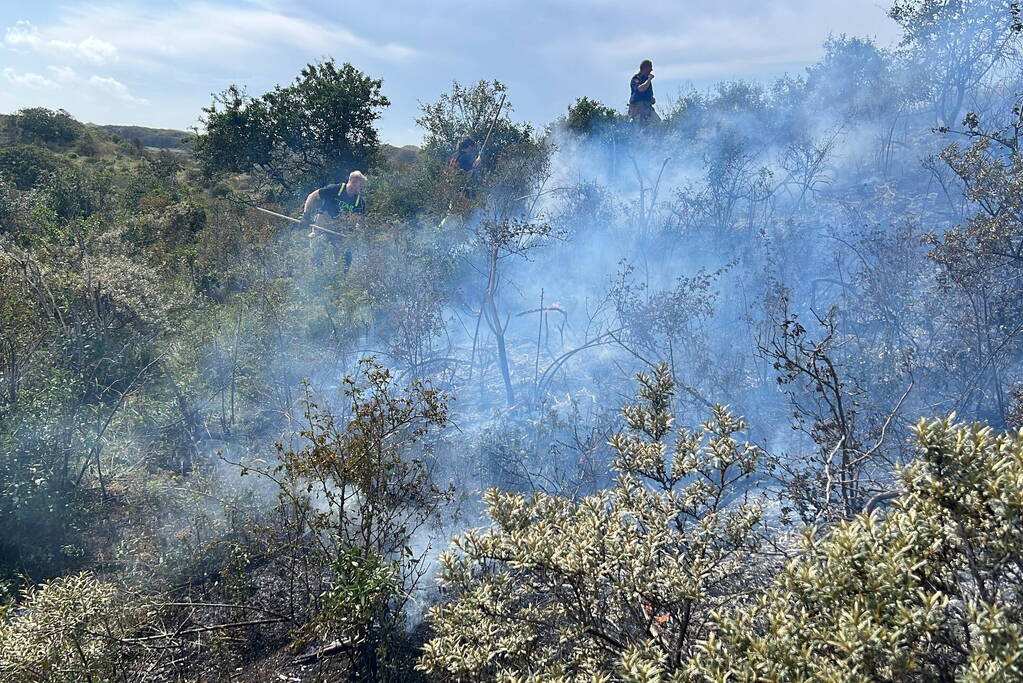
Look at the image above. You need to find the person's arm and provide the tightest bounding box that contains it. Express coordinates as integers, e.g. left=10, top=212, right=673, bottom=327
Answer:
left=299, top=189, right=323, bottom=225
left=637, top=74, right=654, bottom=92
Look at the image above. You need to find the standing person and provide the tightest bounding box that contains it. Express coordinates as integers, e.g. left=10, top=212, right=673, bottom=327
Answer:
left=299, top=170, right=368, bottom=268
left=449, top=138, right=481, bottom=172
left=439, top=138, right=483, bottom=230
left=629, top=60, right=659, bottom=124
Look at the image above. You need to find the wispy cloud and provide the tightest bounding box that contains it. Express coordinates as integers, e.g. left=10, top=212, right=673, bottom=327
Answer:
left=3, top=67, right=57, bottom=89
left=4, top=20, right=118, bottom=64
left=88, top=75, right=147, bottom=104
left=47, top=65, right=78, bottom=82
left=4, top=2, right=419, bottom=71
left=51, top=35, right=118, bottom=64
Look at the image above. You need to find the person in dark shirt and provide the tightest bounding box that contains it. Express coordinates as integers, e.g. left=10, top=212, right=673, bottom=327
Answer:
left=439, top=138, right=483, bottom=231
left=629, top=60, right=659, bottom=124
left=299, top=170, right=367, bottom=269
left=300, top=170, right=367, bottom=234
left=449, top=138, right=481, bottom=172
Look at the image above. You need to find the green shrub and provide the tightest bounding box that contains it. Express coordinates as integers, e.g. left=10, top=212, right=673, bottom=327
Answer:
left=6, top=108, right=82, bottom=148
left=687, top=416, right=1023, bottom=682
left=0, top=573, right=118, bottom=683
left=0, top=146, right=58, bottom=190
left=420, top=365, right=765, bottom=680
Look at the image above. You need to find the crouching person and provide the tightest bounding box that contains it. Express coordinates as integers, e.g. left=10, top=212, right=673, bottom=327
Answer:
left=299, top=170, right=368, bottom=270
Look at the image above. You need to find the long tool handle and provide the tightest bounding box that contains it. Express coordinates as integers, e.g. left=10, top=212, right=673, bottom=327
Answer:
left=251, top=205, right=344, bottom=237
left=477, top=93, right=507, bottom=159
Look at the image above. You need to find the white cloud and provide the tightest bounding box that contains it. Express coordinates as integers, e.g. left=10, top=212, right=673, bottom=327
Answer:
left=87, top=75, right=147, bottom=104
left=4, top=20, right=41, bottom=47
left=47, top=65, right=78, bottom=81
left=50, top=35, right=118, bottom=64
left=3, top=67, right=57, bottom=89
left=4, top=20, right=117, bottom=64
left=4, top=3, right=419, bottom=70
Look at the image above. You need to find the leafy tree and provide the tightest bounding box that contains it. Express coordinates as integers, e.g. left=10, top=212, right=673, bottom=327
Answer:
left=890, top=0, right=1023, bottom=126
left=805, top=36, right=916, bottom=124
left=926, top=105, right=1023, bottom=425
left=193, top=60, right=389, bottom=197
left=416, top=80, right=513, bottom=157
left=413, top=79, right=552, bottom=222
left=4, top=108, right=82, bottom=148
left=565, top=96, right=622, bottom=137
left=42, top=165, right=115, bottom=222
left=237, top=359, right=452, bottom=677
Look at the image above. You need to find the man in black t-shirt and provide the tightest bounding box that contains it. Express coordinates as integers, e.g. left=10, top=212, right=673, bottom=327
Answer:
left=629, top=60, right=659, bottom=124
left=299, top=170, right=367, bottom=268
left=300, top=170, right=367, bottom=236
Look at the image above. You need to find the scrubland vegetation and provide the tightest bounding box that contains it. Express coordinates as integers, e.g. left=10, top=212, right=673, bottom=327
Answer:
left=4, top=1, right=1023, bottom=680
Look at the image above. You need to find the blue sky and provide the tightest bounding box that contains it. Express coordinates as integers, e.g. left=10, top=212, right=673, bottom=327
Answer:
left=0, top=0, right=902, bottom=146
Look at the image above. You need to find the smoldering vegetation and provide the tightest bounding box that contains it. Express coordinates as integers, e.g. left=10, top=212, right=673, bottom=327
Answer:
left=3, top=2, right=1023, bottom=680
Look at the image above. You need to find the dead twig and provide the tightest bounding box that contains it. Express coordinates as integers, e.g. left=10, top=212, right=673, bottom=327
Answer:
left=124, top=617, right=289, bottom=643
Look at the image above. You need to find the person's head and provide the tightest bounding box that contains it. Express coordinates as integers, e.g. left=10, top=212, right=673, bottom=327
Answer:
left=457, top=137, right=477, bottom=154
left=639, top=59, right=653, bottom=75
left=347, top=170, right=367, bottom=193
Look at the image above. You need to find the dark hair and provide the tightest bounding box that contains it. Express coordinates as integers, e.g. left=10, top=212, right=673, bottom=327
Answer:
left=640, top=59, right=653, bottom=70
left=457, top=137, right=476, bottom=152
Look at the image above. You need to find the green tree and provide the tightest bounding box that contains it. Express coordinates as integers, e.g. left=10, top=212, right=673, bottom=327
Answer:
left=565, top=96, right=622, bottom=137
left=237, top=359, right=452, bottom=678
left=4, top=108, right=82, bottom=148
left=890, top=0, right=1023, bottom=126
left=193, top=60, right=389, bottom=197
left=416, top=79, right=513, bottom=157
left=415, top=79, right=551, bottom=201
left=925, top=106, right=1023, bottom=426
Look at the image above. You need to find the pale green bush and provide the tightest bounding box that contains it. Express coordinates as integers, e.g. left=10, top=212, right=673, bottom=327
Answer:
left=420, top=364, right=766, bottom=680
left=0, top=572, right=118, bottom=683
left=686, top=416, right=1023, bottom=681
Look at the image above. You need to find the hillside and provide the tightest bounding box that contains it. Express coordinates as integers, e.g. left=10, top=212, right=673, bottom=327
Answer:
left=90, top=123, right=194, bottom=150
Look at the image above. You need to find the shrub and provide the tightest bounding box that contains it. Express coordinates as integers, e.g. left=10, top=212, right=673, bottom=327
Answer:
left=6, top=108, right=82, bottom=148
left=0, top=573, right=118, bottom=683
left=420, top=364, right=765, bottom=680
left=688, top=415, right=1023, bottom=681
left=0, top=146, right=58, bottom=191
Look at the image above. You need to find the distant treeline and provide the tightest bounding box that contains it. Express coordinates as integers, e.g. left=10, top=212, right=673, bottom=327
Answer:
left=90, top=124, right=194, bottom=150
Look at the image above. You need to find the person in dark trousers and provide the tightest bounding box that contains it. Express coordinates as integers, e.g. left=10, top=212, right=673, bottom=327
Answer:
left=300, top=170, right=367, bottom=269
left=629, top=60, right=659, bottom=124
